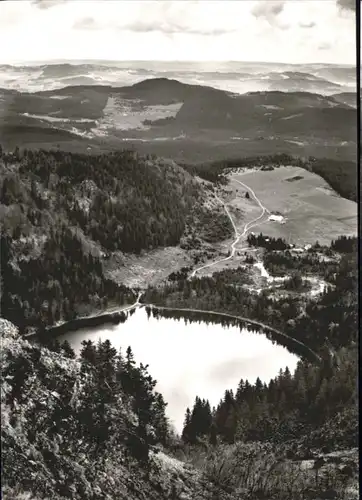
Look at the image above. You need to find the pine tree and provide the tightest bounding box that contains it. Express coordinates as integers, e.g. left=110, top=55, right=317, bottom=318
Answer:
left=152, top=392, right=169, bottom=445
left=96, top=339, right=118, bottom=390
left=79, top=340, right=97, bottom=372
left=61, top=340, right=76, bottom=359
left=201, top=399, right=211, bottom=435
left=181, top=407, right=193, bottom=443
left=294, top=369, right=307, bottom=414
left=209, top=421, right=217, bottom=446
left=223, top=404, right=238, bottom=444
left=121, top=346, right=136, bottom=395
left=190, top=396, right=203, bottom=441
left=130, top=362, right=158, bottom=465
left=235, top=378, right=245, bottom=403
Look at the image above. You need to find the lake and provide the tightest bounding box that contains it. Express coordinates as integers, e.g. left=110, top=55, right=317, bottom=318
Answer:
left=58, top=306, right=298, bottom=433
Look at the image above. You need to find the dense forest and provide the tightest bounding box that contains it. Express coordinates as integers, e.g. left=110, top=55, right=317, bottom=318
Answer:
left=263, top=236, right=357, bottom=278
left=0, top=147, right=200, bottom=253
left=247, top=232, right=290, bottom=251
left=1, top=143, right=358, bottom=499
left=4, top=315, right=357, bottom=500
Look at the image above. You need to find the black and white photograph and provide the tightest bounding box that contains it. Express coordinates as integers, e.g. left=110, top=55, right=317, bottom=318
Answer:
left=0, top=0, right=358, bottom=499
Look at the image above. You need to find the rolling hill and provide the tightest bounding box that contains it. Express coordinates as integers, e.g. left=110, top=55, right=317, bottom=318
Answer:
left=0, top=78, right=357, bottom=162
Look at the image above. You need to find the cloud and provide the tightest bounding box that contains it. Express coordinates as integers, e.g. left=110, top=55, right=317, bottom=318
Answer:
left=207, top=357, right=261, bottom=385
left=336, top=0, right=355, bottom=11
left=32, top=0, right=68, bottom=9
left=73, top=16, right=99, bottom=31
left=318, top=42, right=332, bottom=50
left=252, top=1, right=289, bottom=29
left=72, top=2, right=236, bottom=36
left=252, top=1, right=284, bottom=21
left=122, top=20, right=234, bottom=36
left=299, top=21, right=316, bottom=29
left=119, top=1, right=237, bottom=36
left=0, top=0, right=356, bottom=64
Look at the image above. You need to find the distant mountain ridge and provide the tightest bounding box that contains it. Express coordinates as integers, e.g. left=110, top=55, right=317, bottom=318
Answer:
left=0, top=77, right=357, bottom=163
left=0, top=60, right=355, bottom=95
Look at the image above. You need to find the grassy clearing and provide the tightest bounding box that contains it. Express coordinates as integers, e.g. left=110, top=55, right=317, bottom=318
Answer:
left=231, top=166, right=357, bottom=245
left=104, top=246, right=193, bottom=288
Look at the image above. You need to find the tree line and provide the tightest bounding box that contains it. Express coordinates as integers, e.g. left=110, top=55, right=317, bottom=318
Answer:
left=330, top=235, right=357, bottom=253
left=247, top=233, right=290, bottom=251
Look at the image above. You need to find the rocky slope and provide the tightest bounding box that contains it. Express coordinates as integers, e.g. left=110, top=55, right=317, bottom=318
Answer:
left=2, top=318, right=358, bottom=500
left=1, top=318, right=212, bottom=500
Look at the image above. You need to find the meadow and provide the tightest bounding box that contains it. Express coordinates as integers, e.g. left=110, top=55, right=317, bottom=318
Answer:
left=230, top=166, right=357, bottom=246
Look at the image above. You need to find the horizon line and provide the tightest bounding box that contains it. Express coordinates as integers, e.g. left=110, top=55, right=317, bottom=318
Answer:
left=0, top=58, right=355, bottom=67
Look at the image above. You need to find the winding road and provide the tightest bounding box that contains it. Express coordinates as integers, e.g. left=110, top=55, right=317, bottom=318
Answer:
left=190, top=177, right=270, bottom=277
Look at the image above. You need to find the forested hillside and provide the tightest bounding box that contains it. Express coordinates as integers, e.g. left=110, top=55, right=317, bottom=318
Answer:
left=1, top=313, right=358, bottom=500
left=1, top=228, right=134, bottom=331
left=0, top=147, right=200, bottom=252
left=0, top=147, right=210, bottom=332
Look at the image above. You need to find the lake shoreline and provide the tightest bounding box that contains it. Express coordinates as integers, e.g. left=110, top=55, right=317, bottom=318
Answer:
left=56, top=306, right=302, bottom=433
left=27, top=301, right=321, bottom=363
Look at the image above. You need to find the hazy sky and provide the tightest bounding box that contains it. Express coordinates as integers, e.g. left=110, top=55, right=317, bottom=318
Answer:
left=0, top=0, right=356, bottom=65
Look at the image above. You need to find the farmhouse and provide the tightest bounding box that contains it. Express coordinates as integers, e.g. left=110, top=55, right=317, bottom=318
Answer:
left=268, top=214, right=285, bottom=223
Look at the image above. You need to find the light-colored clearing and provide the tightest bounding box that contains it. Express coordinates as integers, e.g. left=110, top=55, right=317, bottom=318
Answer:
left=94, top=97, right=182, bottom=133
left=104, top=246, right=193, bottom=288
left=231, top=166, right=357, bottom=245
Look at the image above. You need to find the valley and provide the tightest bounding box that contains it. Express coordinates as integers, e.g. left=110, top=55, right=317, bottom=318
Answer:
left=0, top=69, right=358, bottom=500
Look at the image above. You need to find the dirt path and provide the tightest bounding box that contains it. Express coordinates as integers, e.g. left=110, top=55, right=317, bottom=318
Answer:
left=190, top=177, right=270, bottom=277
left=77, top=290, right=143, bottom=318
left=214, top=192, right=239, bottom=236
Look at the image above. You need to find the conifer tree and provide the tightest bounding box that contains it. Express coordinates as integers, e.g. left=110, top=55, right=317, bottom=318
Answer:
left=181, top=407, right=193, bottom=443
left=61, top=340, right=76, bottom=359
